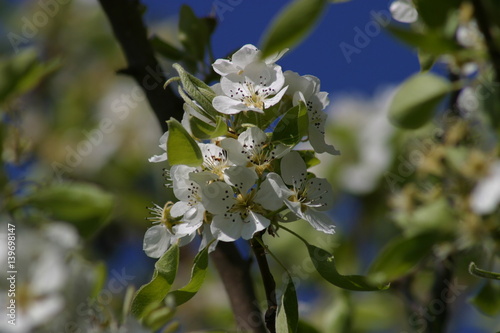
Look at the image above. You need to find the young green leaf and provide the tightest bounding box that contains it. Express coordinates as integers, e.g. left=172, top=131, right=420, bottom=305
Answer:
left=368, top=232, right=449, bottom=283
left=179, top=5, right=208, bottom=62
left=272, top=102, right=309, bottom=145
left=27, top=182, right=114, bottom=239
left=388, top=72, right=454, bottom=129
left=131, top=244, right=180, bottom=318
left=282, top=226, right=388, bottom=291
left=260, top=0, right=327, bottom=58
left=189, top=115, right=228, bottom=140
left=169, top=243, right=210, bottom=306
left=276, top=276, right=299, bottom=333
left=150, top=36, right=184, bottom=60
left=166, top=118, right=203, bottom=166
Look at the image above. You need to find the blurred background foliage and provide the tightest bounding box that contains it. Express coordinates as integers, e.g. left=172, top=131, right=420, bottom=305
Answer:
left=1, top=0, right=500, bottom=332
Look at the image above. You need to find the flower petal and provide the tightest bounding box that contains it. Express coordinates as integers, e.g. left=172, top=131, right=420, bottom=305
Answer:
left=200, top=181, right=235, bottom=214
left=281, top=151, right=308, bottom=187
left=221, top=138, right=248, bottom=165
left=300, top=209, right=336, bottom=234
left=143, top=225, right=173, bottom=258
left=224, top=166, right=257, bottom=193
left=255, top=178, right=284, bottom=211
left=241, top=212, right=270, bottom=240
left=211, top=213, right=243, bottom=242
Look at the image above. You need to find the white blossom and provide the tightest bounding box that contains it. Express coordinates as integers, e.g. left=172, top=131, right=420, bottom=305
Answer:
left=213, top=62, right=288, bottom=115
left=390, top=0, right=418, bottom=23
left=148, top=131, right=169, bottom=163
left=470, top=161, right=500, bottom=215
left=284, top=71, right=339, bottom=155
left=266, top=151, right=335, bottom=234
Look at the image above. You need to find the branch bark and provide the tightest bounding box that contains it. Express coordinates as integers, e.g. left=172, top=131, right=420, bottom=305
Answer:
left=97, top=0, right=183, bottom=132
left=211, top=242, right=267, bottom=333
left=96, top=2, right=267, bottom=331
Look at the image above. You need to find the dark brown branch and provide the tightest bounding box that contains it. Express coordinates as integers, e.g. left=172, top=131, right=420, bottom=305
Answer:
left=211, top=242, right=267, bottom=333
left=472, top=0, right=500, bottom=83
left=251, top=235, right=277, bottom=333
left=97, top=0, right=183, bottom=131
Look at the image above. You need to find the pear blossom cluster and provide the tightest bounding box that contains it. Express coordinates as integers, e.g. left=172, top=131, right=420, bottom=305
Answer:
left=145, top=44, right=339, bottom=258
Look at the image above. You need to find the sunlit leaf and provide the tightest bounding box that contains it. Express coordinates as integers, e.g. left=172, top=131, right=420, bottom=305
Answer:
left=28, top=182, right=114, bottom=239
left=131, top=244, right=180, bottom=318
left=276, top=276, right=298, bottom=333
left=169, top=243, right=211, bottom=306
left=260, top=0, right=327, bottom=58
left=388, top=72, right=454, bottom=129
left=190, top=115, right=228, bottom=140
left=386, top=26, right=462, bottom=56
left=166, top=118, right=203, bottom=166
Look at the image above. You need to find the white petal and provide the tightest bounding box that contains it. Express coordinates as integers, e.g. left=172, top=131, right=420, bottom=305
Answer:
left=158, top=131, right=169, bottom=148
left=27, top=295, right=64, bottom=325
left=32, top=250, right=66, bottom=294
left=221, top=138, right=248, bottom=165
left=148, top=153, right=167, bottom=163
left=470, top=162, right=500, bottom=215
left=241, top=212, right=270, bottom=240
left=171, top=201, right=192, bottom=218
left=213, top=95, right=249, bottom=115
left=265, top=48, right=288, bottom=64
left=231, top=44, right=260, bottom=68
left=309, top=124, right=341, bottom=155
left=304, top=178, right=334, bottom=211
left=200, top=181, right=235, bottom=214
left=255, top=178, right=284, bottom=211
left=224, top=166, right=257, bottom=193
left=213, top=59, right=239, bottom=76
left=211, top=213, right=243, bottom=242
left=143, top=225, right=173, bottom=258
left=390, top=0, right=418, bottom=23
left=239, top=127, right=268, bottom=148
left=281, top=151, right=308, bottom=186
left=265, top=172, right=294, bottom=200
left=263, top=86, right=288, bottom=108
left=300, top=209, right=336, bottom=234
left=199, top=226, right=219, bottom=253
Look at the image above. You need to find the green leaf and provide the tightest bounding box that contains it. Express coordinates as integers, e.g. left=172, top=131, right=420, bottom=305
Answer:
left=282, top=227, right=388, bottom=291
left=172, top=63, right=218, bottom=118
left=0, top=48, right=60, bottom=105
left=276, top=276, right=299, bottom=333
left=238, top=99, right=290, bottom=131
left=190, top=115, right=228, bottom=140
left=166, top=118, right=203, bottom=166
left=388, top=72, right=454, bottom=129
left=169, top=243, right=210, bottom=306
left=150, top=36, right=184, bottom=60
left=297, top=321, right=322, bottom=333
left=368, top=232, right=448, bottom=283
left=471, top=281, right=500, bottom=316
left=418, top=51, right=436, bottom=72
left=306, top=243, right=389, bottom=291
left=386, top=26, right=462, bottom=56
left=297, top=150, right=320, bottom=168
left=260, top=0, right=327, bottom=58
left=272, top=102, right=309, bottom=145
left=469, top=262, right=500, bottom=280
left=28, top=182, right=114, bottom=238
left=131, top=244, right=180, bottom=319
left=179, top=5, right=209, bottom=62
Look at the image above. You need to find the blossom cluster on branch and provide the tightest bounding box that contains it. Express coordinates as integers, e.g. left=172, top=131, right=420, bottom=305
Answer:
left=144, top=44, right=340, bottom=258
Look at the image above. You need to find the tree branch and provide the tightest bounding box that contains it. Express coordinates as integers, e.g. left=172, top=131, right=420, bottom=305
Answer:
left=96, top=2, right=266, bottom=331
left=211, top=242, right=267, bottom=333
left=472, top=0, right=500, bottom=82
left=97, top=0, right=183, bottom=132
left=251, top=235, right=277, bottom=333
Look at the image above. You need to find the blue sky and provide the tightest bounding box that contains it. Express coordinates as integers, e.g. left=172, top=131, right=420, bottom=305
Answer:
left=144, top=0, right=420, bottom=97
